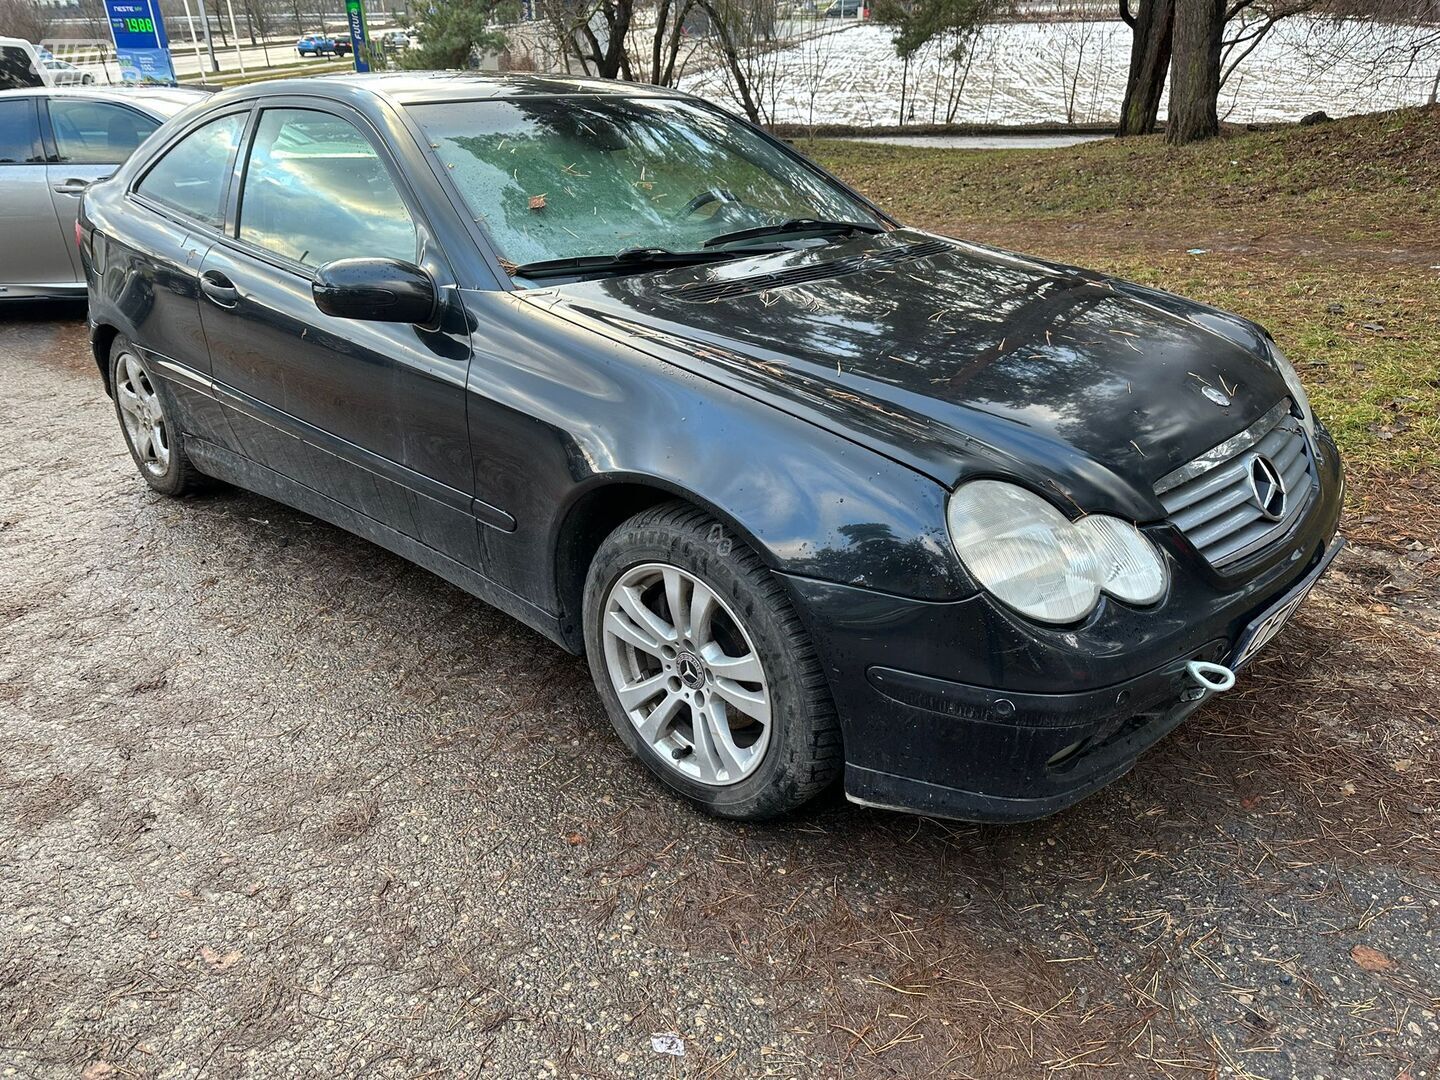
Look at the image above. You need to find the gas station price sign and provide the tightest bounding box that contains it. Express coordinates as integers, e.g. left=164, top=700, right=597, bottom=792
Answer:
left=104, top=0, right=177, bottom=84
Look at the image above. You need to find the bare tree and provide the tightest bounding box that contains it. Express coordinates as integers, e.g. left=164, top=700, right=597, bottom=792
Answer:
left=0, top=0, right=54, bottom=41
left=1299, top=0, right=1440, bottom=104
left=941, top=22, right=986, bottom=122
left=1218, top=0, right=1321, bottom=89
left=576, top=0, right=634, bottom=78
left=646, top=0, right=698, bottom=84
left=1055, top=1, right=1102, bottom=122
left=692, top=0, right=782, bottom=125
left=1118, top=0, right=1174, bottom=134
left=541, top=0, right=702, bottom=81
left=1168, top=0, right=1224, bottom=142
left=873, top=0, right=1000, bottom=124
left=793, top=13, right=840, bottom=134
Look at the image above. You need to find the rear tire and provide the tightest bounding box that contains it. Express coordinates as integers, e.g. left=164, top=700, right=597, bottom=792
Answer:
left=583, top=501, right=842, bottom=820
left=109, top=337, right=206, bottom=497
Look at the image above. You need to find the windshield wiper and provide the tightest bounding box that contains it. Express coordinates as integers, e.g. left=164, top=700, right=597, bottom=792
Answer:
left=512, top=246, right=754, bottom=280
left=701, top=218, right=884, bottom=249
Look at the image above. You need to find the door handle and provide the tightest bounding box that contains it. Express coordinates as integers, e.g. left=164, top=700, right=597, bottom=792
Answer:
left=53, top=177, right=101, bottom=196
left=200, top=270, right=239, bottom=308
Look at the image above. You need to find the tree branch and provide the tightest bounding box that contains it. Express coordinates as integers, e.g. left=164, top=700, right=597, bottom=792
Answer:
left=1221, top=13, right=1276, bottom=86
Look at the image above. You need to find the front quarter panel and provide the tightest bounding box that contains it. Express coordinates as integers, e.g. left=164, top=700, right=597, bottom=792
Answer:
left=460, top=289, right=971, bottom=616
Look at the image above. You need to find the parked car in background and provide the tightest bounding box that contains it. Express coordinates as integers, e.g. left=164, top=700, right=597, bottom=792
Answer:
left=0, top=37, right=46, bottom=90
left=80, top=74, right=1342, bottom=824
left=0, top=85, right=202, bottom=299
left=379, top=30, right=410, bottom=51
left=296, top=34, right=351, bottom=58
left=42, top=57, right=101, bottom=85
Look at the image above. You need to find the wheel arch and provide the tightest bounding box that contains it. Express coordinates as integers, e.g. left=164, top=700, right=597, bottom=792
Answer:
left=550, top=474, right=777, bottom=653
left=92, top=321, right=121, bottom=395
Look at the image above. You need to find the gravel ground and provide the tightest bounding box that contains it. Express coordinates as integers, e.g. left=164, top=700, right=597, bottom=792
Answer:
left=1, top=304, right=1437, bottom=1079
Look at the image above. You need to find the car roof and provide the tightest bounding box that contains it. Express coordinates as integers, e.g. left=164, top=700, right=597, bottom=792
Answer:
left=208, top=71, right=689, bottom=109
left=0, top=84, right=207, bottom=115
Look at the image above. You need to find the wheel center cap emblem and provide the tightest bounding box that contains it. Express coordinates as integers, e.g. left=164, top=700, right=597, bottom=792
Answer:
left=1248, top=453, right=1287, bottom=521
left=677, top=651, right=705, bottom=689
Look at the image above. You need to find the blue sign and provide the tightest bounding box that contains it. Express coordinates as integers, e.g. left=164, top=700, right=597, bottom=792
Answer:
left=104, top=0, right=176, bottom=85
left=344, top=0, right=370, bottom=73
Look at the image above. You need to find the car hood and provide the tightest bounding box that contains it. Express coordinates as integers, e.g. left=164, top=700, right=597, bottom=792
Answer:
left=527, top=230, right=1291, bottom=521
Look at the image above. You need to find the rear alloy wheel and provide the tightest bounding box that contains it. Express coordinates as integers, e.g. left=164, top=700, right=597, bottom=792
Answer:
left=584, top=502, right=842, bottom=819
left=110, top=338, right=205, bottom=496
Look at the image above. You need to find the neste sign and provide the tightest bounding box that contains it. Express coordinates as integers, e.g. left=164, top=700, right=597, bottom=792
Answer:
left=105, top=0, right=177, bottom=84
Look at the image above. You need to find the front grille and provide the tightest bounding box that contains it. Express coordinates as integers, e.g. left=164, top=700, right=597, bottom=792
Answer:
left=666, top=239, right=955, bottom=302
left=1155, top=399, right=1316, bottom=568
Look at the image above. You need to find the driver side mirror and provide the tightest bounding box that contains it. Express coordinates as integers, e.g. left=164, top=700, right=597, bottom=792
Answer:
left=312, top=257, right=437, bottom=325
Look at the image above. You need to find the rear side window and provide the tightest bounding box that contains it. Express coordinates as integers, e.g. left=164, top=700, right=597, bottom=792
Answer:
left=0, top=98, right=41, bottom=163
left=237, top=108, right=416, bottom=268
left=50, top=100, right=160, bottom=165
left=135, top=111, right=245, bottom=227
left=0, top=45, right=43, bottom=91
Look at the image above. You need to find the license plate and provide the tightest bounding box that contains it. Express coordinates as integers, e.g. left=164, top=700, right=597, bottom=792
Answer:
left=1231, top=539, right=1343, bottom=669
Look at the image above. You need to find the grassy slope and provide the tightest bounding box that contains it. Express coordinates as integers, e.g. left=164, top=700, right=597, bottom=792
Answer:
left=808, top=108, right=1440, bottom=524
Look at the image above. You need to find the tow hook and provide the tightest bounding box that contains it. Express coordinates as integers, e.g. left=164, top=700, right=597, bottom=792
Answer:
left=1183, top=660, right=1236, bottom=701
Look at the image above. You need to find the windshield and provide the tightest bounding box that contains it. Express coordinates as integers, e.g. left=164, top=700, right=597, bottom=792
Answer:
left=407, top=96, right=882, bottom=271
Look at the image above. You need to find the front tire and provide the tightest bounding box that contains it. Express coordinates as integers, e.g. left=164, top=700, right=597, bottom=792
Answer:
left=583, top=502, right=842, bottom=820
left=109, top=337, right=205, bottom=496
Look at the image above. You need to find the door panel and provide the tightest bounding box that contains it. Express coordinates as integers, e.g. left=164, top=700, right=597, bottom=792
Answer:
left=49, top=163, right=114, bottom=280
left=45, top=99, right=161, bottom=279
left=199, top=243, right=479, bottom=564
left=97, top=109, right=252, bottom=451
left=199, top=105, right=476, bottom=565
left=97, top=209, right=240, bottom=452
left=0, top=97, right=72, bottom=291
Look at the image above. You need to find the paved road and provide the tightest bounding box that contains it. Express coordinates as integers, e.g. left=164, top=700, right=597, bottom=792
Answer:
left=1, top=305, right=1437, bottom=1078
left=49, top=32, right=397, bottom=83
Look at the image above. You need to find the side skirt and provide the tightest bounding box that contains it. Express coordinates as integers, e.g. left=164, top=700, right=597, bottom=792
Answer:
left=185, top=436, right=574, bottom=653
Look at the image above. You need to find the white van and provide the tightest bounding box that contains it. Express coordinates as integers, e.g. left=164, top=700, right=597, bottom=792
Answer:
left=0, top=37, right=49, bottom=90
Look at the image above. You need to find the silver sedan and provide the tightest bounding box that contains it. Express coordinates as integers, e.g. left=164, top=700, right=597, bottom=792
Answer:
left=0, top=85, right=203, bottom=300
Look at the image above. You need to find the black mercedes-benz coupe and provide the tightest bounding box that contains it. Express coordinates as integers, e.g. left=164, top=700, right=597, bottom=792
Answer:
left=79, top=73, right=1343, bottom=823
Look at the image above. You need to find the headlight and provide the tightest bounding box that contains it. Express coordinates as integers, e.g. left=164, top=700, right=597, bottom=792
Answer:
left=1267, top=341, right=1316, bottom=439
left=946, top=481, right=1168, bottom=625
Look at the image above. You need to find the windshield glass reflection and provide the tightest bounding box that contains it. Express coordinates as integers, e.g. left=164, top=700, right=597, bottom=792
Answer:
left=407, top=97, right=880, bottom=268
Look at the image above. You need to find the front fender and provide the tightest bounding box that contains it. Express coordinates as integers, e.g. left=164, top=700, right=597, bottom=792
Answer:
left=460, top=290, right=973, bottom=617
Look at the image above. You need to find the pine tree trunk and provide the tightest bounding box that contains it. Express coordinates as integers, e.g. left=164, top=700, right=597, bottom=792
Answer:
left=1117, top=0, right=1174, bottom=137
left=1167, top=0, right=1223, bottom=145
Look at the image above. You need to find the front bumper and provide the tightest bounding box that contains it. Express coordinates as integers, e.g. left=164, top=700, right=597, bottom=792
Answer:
left=782, top=428, right=1344, bottom=823
left=848, top=650, right=1223, bottom=822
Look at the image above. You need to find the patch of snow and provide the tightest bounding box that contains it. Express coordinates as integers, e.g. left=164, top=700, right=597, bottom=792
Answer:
left=682, top=19, right=1439, bottom=128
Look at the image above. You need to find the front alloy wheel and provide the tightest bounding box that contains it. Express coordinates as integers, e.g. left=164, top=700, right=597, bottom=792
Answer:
left=583, top=502, right=842, bottom=820
left=601, top=562, right=771, bottom=786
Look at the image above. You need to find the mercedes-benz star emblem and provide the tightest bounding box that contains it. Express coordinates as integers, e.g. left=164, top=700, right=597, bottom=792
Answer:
left=1248, top=454, right=1287, bottom=521
left=677, top=652, right=706, bottom=689
left=1202, top=385, right=1232, bottom=407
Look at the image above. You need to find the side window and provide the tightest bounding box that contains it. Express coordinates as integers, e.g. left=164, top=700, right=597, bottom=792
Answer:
left=0, top=46, right=44, bottom=91
left=0, top=98, right=42, bottom=164
left=50, top=100, right=160, bottom=165
left=238, top=108, right=417, bottom=269
left=135, top=111, right=246, bottom=227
